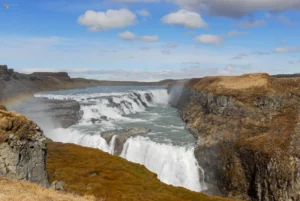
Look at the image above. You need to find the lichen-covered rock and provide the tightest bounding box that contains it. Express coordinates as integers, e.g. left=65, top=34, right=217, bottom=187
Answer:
left=170, top=74, right=300, bottom=201
left=0, top=109, right=48, bottom=187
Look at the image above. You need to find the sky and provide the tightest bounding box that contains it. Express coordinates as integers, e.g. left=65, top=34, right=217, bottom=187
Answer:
left=0, top=0, right=300, bottom=81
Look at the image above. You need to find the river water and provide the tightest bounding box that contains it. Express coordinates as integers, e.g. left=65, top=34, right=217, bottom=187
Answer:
left=31, top=86, right=206, bottom=192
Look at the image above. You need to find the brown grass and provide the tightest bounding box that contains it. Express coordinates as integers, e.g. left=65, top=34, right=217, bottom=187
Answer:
left=0, top=105, right=7, bottom=111
left=0, top=177, right=97, bottom=201
left=188, top=73, right=272, bottom=91
left=0, top=110, right=38, bottom=141
left=186, top=73, right=300, bottom=106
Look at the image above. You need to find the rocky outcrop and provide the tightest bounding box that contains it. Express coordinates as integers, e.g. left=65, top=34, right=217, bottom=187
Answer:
left=0, top=65, right=102, bottom=103
left=0, top=108, right=48, bottom=186
left=31, top=72, right=71, bottom=81
left=170, top=74, right=300, bottom=201
left=101, top=127, right=150, bottom=155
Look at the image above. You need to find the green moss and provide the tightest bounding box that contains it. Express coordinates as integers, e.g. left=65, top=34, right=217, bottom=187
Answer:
left=47, top=142, right=235, bottom=201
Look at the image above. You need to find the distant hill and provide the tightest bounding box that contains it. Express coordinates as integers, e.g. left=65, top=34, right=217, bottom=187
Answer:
left=0, top=65, right=173, bottom=103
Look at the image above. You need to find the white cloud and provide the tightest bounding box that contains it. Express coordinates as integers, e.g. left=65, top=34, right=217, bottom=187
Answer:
left=19, top=68, right=91, bottom=74
left=164, top=43, right=178, bottom=48
left=78, top=9, right=136, bottom=31
left=19, top=68, right=60, bottom=73
left=226, top=30, right=247, bottom=37
left=236, top=20, right=267, bottom=28
left=166, top=0, right=300, bottom=18
left=277, top=15, right=294, bottom=25
left=2, top=35, right=294, bottom=81
left=194, top=34, right=222, bottom=45
left=161, top=9, right=207, bottom=28
left=140, top=46, right=149, bottom=50
left=280, top=40, right=287, bottom=45
left=137, top=9, right=151, bottom=17
left=118, top=31, right=136, bottom=40
left=162, top=50, right=171, bottom=55
left=274, top=47, right=300, bottom=53
left=139, top=35, right=159, bottom=42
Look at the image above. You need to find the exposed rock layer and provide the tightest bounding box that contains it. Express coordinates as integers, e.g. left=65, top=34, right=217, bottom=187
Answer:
left=101, top=127, right=150, bottom=155
left=170, top=74, right=300, bottom=201
left=0, top=107, right=48, bottom=186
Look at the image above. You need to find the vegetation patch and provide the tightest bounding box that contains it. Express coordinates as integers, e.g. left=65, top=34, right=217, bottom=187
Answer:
left=47, top=142, right=235, bottom=201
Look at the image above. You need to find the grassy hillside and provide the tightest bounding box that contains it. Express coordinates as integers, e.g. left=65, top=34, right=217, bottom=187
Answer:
left=47, top=142, right=236, bottom=201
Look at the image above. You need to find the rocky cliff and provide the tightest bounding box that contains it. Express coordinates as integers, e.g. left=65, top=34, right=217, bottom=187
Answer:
left=170, top=74, right=300, bottom=201
left=0, top=65, right=102, bottom=103
left=0, top=105, right=48, bottom=186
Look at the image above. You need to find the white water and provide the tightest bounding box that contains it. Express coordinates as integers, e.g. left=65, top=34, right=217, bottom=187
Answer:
left=121, top=136, right=205, bottom=192
left=36, top=87, right=206, bottom=192
left=47, top=128, right=114, bottom=153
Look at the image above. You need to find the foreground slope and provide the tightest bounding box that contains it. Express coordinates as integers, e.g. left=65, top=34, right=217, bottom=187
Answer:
left=171, top=73, right=300, bottom=200
left=0, top=177, right=96, bottom=201
left=47, top=142, right=234, bottom=201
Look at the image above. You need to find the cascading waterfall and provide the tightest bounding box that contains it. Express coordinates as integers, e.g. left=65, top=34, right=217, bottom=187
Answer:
left=121, top=136, right=205, bottom=192
left=37, top=88, right=206, bottom=192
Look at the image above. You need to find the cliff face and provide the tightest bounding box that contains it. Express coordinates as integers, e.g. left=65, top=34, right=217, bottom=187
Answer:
left=170, top=74, right=300, bottom=201
left=0, top=65, right=102, bottom=103
left=0, top=105, right=48, bottom=186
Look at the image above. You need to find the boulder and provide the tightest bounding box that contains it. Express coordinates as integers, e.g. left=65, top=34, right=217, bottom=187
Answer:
left=50, top=180, right=65, bottom=191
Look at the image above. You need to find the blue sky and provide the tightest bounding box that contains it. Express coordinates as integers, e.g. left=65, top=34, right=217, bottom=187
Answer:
left=0, top=0, right=300, bottom=81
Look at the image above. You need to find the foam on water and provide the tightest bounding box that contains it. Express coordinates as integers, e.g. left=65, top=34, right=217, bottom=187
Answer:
left=35, top=89, right=169, bottom=125
left=46, top=128, right=115, bottom=153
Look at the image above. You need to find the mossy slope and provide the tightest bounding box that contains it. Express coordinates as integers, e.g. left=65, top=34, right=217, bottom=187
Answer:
left=47, top=142, right=235, bottom=201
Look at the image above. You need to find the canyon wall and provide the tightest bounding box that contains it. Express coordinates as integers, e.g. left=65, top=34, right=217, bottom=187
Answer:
left=170, top=74, right=300, bottom=201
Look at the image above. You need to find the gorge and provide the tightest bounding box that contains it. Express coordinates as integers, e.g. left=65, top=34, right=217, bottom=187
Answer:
left=1, top=66, right=300, bottom=201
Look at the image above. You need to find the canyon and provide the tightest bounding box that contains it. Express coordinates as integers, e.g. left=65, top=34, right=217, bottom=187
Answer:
left=1, top=65, right=300, bottom=201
